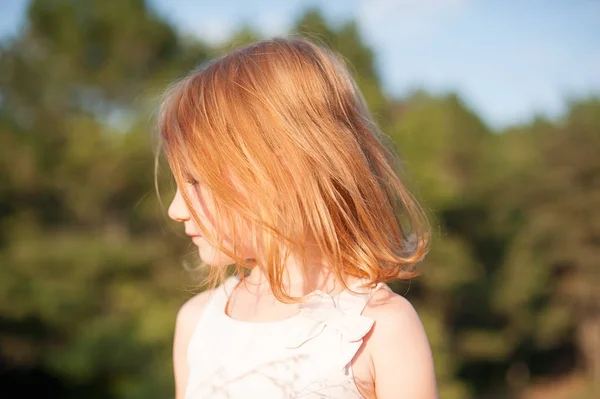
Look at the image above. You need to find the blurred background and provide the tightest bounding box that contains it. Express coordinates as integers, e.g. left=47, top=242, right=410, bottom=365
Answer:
left=0, top=0, right=598, bottom=398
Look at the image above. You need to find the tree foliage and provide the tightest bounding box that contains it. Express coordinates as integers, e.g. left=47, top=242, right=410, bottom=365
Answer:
left=0, top=1, right=598, bottom=398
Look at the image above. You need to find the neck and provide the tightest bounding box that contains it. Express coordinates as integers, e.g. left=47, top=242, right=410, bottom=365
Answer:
left=245, top=243, right=338, bottom=297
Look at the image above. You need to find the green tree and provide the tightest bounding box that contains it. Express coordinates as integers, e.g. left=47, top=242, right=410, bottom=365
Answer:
left=492, top=99, right=600, bottom=397
left=1, top=2, right=597, bottom=398
left=0, top=1, right=204, bottom=397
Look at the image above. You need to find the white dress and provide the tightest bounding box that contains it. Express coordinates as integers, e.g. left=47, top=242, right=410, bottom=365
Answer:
left=184, top=276, right=389, bottom=399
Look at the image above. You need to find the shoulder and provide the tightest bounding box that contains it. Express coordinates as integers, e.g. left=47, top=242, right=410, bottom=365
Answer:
left=361, top=287, right=438, bottom=398
left=174, top=287, right=216, bottom=353
left=362, top=288, right=428, bottom=359
left=362, top=287, right=424, bottom=337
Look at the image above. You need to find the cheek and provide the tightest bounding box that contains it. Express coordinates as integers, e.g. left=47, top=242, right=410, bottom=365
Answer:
left=187, top=184, right=257, bottom=261
left=196, top=238, right=234, bottom=266
left=225, top=215, right=256, bottom=252
left=186, top=185, right=217, bottom=234
left=197, top=222, right=257, bottom=266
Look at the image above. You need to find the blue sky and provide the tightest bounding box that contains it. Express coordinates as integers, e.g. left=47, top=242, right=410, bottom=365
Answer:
left=2, top=0, right=599, bottom=129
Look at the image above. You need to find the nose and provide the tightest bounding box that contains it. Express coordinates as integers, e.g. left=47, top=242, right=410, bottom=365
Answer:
left=168, top=189, right=190, bottom=222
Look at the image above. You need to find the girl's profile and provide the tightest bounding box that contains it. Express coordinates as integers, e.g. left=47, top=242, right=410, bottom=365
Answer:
left=158, top=37, right=438, bottom=399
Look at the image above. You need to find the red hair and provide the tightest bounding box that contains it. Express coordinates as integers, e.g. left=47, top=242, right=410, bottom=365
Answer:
left=157, top=37, right=430, bottom=301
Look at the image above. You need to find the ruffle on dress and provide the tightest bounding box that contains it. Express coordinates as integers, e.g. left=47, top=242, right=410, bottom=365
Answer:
left=285, top=284, right=382, bottom=370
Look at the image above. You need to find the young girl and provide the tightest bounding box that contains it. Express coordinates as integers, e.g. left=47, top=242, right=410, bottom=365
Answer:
left=159, top=37, right=438, bottom=399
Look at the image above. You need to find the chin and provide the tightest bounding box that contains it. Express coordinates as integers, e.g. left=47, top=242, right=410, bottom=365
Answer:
left=200, top=254, right=235, bottom=267
left=197, top=245, right=236, bottom=267
left=194, top=236, right=253, bottom=267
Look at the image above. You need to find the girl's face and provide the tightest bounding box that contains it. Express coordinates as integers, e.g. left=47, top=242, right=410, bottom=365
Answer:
left=168, top=182, right=255, bottom=266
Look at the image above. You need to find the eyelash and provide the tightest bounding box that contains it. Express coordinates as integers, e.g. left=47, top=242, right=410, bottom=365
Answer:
left=185, top=178, right=198, bottom=186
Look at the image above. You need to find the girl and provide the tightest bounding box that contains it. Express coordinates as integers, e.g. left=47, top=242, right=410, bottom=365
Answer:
left=159, top=37, right=438, bottom=399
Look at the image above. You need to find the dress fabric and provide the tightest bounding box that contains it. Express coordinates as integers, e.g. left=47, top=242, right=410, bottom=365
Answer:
left=184, top=276, right=388, bottom=399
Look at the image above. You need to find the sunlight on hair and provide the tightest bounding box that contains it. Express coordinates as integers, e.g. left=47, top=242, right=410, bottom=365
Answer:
left=156, top=36, right=430, bottom=302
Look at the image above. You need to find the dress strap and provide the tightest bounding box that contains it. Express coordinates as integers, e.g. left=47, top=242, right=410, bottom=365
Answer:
left=185, top=275, right=240, bottom=364
left=336, top=279, right=389, bottom=316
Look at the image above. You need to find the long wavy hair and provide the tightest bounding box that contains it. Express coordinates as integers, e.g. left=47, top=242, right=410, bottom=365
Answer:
left=157, top=37, right=430, bottom=301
